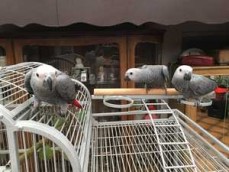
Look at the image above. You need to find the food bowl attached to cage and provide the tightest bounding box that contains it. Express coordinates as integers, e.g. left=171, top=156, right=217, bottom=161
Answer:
left=180, top=98, right=213, bottom=107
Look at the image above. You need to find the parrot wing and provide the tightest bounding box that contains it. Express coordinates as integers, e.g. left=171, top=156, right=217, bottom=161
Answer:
left=24, top=69, right=34, bottom=94
left=56, top=73, right=76, bottom=103
left=162, top=65, right=170, bottom=83
left=189, top=75, right=217, bottom=96
left=139, top=65, right=148, bottom=69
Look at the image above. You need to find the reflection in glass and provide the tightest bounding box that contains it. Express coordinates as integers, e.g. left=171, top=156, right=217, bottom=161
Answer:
left=23, top=44, right=120, bottom=89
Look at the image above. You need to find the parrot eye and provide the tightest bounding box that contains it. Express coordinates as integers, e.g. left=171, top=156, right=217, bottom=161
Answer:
left=130, top=72, right=133, bottom=75
left=36, top=73, right=39, bottom=77
left=179, top=69, right=182, bottom=72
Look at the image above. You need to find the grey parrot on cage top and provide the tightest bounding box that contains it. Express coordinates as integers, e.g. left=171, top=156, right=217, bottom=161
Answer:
left=25, top=64, right=82, bottom=116
left=124, top=65, right=170, bottom=91
left=172, top=65, right=217, bottom=101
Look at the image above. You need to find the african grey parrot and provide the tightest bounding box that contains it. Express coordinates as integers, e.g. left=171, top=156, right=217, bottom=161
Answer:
left=172, top=65, right=217, bottom=102
left=124, top=65, right=170, bottom=92
left=25, top=64, right=82, bottom=116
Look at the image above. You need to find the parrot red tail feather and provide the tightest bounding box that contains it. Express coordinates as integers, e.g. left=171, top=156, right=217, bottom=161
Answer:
left=72, top=99, right=82, bottom=108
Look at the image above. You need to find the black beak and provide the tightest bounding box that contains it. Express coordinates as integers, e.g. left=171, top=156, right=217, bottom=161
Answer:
left=45, top=76, right=53, bottom=91
left=124, top=75, right=130, bottom=81
left=184, top=72, right=191, bottom=81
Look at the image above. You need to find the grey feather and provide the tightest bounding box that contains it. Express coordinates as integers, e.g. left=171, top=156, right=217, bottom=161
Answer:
left=125, top=65, right=170, bottom=89
left=189, top=74, right=217, bottom=96
left=162, top=65, right=170, bottom=84
left=24, top=64, right=81, bottom=116
left=56, top=73, right=76, bottom=103
left=172, top=65, right=217, bottom=99
left=24, top=69, right=34, bottom=94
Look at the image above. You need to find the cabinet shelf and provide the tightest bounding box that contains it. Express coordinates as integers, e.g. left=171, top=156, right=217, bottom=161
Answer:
left=193, top=66, right=229, bottom=76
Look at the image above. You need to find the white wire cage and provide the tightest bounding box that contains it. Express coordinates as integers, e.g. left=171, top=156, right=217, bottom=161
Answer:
left=0, top=62, right=92, bottom=172
left=0, top=62, right=228, bottom=172
left=89, top=96, right=229, bottom=172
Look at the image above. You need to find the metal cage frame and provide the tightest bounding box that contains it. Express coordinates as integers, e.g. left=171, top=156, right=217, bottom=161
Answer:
left=0, top=62, right=92, bottom=172
left=0, top=62, right=228, bottom=172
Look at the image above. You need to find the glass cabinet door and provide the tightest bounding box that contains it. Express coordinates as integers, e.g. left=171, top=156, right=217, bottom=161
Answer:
left=23, top=43, right=120, bottom=93
left=135, top=42, right=160, bottom=67
left=134, top=42, right=161, bottom=88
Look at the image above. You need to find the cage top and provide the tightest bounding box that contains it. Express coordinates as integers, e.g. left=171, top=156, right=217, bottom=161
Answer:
left=0, top=62, right=43, bottom=111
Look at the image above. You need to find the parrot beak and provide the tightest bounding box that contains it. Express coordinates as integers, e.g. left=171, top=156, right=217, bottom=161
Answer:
left=44, top=76, right=53, bottom=91
left=72, top=99, right=82, bottom=108
left=184, top=72, right=191, bottom=81
left=124, top=75, right=130, bottom=81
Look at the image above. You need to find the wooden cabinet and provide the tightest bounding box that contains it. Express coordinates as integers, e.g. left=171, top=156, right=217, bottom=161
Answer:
left=0, top=39, right=14, bottom=65
left=9, top=36, right=161, bottom=89
left=11, top=37, right=127, bottom=91
left=4, top=35, right=162, bottom=119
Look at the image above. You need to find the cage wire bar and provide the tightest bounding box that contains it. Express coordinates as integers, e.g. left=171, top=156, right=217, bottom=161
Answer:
left=0, top=62, right=228, bottom=172
left=91, top=95, right=229, bottom=172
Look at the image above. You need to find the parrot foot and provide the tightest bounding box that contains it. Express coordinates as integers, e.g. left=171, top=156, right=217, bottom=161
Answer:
left=59, top=104, right=69, bottom=117
left=57, top=110, right=67, bottom=117
left=164, top=83, right=168, bottom=95
left=144, top=84, right=150, bottom=94
left=27, top=99, right=40, bottom=120
left=26, top=97, right=40, bottom=119
left=28, top=105, right=39, bottom=120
